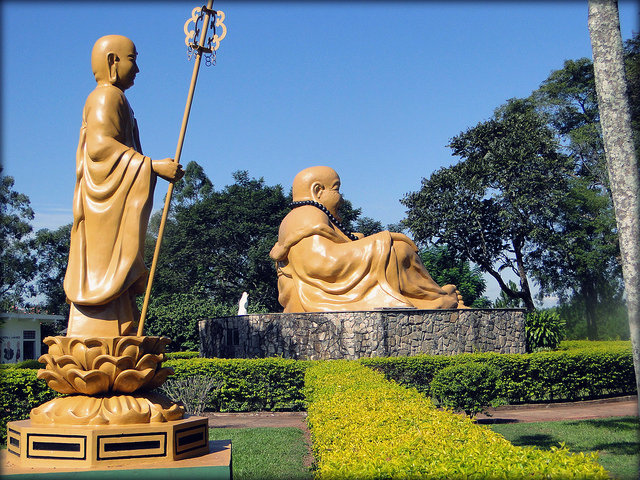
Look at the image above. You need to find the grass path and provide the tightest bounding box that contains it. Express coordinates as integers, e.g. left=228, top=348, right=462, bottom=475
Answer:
left=209, top=427, right=312, bottom=480
left=488, top=416, right=640, bottom=480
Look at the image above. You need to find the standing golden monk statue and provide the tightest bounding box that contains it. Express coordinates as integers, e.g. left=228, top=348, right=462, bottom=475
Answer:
left=270, top=166, right=466, bottom=312
left=64, top=35, right=184, bottom=337
left=7, top=24, right=223, bottom=466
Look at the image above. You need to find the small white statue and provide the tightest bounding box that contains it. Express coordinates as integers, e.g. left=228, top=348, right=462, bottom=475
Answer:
left=237, top=292, right=249, bottom=315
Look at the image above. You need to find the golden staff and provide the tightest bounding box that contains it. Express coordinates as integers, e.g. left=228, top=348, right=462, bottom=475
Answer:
left=138, top=1, right=227, bottom=336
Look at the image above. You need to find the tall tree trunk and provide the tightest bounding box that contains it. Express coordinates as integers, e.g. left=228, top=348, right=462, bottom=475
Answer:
left=513, top=237, right=535, bottom=311
left=583, top=280, right=599, bottom=340
left=589, top=0, right=640, bottom=411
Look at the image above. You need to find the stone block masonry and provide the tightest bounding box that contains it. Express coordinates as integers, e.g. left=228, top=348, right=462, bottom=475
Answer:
left=199, top=309, right=526, bottom=360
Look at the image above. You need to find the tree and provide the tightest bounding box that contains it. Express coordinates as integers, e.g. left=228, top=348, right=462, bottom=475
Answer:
left=352, top=217, right=407, bottom=238
left=623, top=32, right=640, bottom=158
left=143, top=292, right=236, bottom=352
left=419, top=245, right=490, bottom=307
left=403, top=98, right=571, bottom=311
left=148, top=169, right=290, bottom=312
left=336, top=197, right=362, bottom=233
left=33, top=224, right=72, bottom=316
left=492, top=281, right=524, bottom=309
left=588, top=0, right=640, bottom=416
left=533, top=57, right=608, bottom=188
left=533, top=32, right=640, bottom=181
left=354, top=217, right=384, bottom=237
left=531, top=55, right=624, bottom=339
left=0, top=172, right=36, bottom=310
left=527, top=178, right=621, bottom=339
left=171, top=161, right=214, bottom=207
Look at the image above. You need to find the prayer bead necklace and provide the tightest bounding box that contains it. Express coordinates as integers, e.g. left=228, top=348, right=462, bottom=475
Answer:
left=290, top=201, right=359, bottom=241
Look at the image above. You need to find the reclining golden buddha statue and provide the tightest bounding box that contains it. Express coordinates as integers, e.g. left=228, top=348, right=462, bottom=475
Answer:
left=270, top=166, right=466, bottom=312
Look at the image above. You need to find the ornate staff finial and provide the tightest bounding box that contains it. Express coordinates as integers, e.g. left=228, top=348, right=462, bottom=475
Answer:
left=184, top=5, right=227, bottom=65
left=138, top=0, right=226, bottom=335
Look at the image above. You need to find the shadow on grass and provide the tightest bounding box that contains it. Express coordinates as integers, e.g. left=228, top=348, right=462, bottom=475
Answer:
left=566, top=417, right=639, bottom=432
left=475, top=418, right=518, bottom=425
left=592, top=441, right=640, bottom=456
left=506, top=434, right=562, bottom=450
left=507, top=435, right=640, bottom=456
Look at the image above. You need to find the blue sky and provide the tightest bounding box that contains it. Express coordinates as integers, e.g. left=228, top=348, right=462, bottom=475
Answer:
left=2, top=1, right=639, bottom=303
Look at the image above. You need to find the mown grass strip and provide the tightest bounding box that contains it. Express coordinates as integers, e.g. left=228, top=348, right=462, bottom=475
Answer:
left=209, top=427, right=312, bottom=480
left=489, top=416, right=640, bottom=480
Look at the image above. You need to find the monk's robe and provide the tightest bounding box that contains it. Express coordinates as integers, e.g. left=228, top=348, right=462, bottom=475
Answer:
left=64, top=85, right=156, bottom=337
left=269, top=205, right=459, bottom=313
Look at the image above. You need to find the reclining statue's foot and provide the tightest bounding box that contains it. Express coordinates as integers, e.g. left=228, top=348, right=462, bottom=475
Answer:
left=456, top=290, right=470, bottom=309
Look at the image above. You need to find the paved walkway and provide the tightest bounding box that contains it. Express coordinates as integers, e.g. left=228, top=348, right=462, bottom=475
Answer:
left=475, top=395, right=638, bottom=424
left=206, top=395, right=638, bottom=429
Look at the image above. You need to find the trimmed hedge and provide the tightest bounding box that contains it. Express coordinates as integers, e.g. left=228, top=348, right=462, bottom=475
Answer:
left=0, top=341, right=632, bottom=446
left=305, top=360, right=609, bottom=479
left=165, top=351, right=200, bottom=360
left=430, top=362, right=501, bottom=415
left=361, top=343, right=634, bottom=403
left=165, top=357, right=311, bottom=411
left=0, top=357, right=310, bottom=446
left=0, top=368, right=59, bottom=445
left=559, top=340, right=630, bottom=351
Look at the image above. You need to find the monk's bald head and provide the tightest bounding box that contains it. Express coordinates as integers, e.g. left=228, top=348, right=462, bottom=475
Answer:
left=91, top=35, right=138, bottom=88
left=292, top=166, right=340, bottom=201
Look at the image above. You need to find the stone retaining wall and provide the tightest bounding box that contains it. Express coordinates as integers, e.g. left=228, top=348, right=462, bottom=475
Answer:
left=199, top=309, right=525, bottom=360
left=199, top=309, right=526, bottom=360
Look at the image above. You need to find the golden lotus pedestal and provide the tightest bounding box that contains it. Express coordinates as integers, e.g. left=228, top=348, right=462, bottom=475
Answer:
left=3, top=336, right=231, bottom=478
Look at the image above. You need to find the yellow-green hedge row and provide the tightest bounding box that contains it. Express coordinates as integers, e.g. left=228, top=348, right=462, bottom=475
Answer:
left=305, top=360, right=609, bottom=479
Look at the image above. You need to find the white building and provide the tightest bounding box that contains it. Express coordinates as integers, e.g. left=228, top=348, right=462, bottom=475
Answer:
left=0, top=312, right=63, bottom=364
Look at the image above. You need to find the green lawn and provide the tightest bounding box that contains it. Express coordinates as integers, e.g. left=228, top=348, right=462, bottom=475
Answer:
left=209, top=427, right=312, bottom=480
left=488, top=416, right=640, bottom=480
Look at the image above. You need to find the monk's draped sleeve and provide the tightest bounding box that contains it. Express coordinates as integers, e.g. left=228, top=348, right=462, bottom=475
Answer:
left=64, top=85, right=156, bottom=306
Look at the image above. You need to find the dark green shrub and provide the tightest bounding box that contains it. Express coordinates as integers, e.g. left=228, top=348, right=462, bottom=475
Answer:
left=165, top=357, right=312, bottom=411
left=165, top=351, right=199, bottom=360
left=526, top=310, right=565, bottom=351
left=361, top=342, right=634, bottom=403
left=159, top=375, right=220, bottom=415
left=0, top=369, right=59, bottom=445
left=430, top=362, right=501, bottom=416
left=14, top=359, right=43, bottom=369
left=141, top=294, right=236, bottom=351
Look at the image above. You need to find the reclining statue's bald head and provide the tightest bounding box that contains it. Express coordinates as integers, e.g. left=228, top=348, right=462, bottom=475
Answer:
left=292, top=166, right=342, bottom=220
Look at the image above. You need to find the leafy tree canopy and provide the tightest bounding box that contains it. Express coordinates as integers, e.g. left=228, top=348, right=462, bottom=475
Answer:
left=148, top=167, right=290, bottom=312
left=1, top=172, right=35, bottom=310
left=33, top=224, right=72, bottom=316
left=530, top=51, right=628, bottom=339
left=419, top=245, right=490, bottom=307
left=403, top=98, right=571, bottom=311
left=141, top=292, right=260, bottom=352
